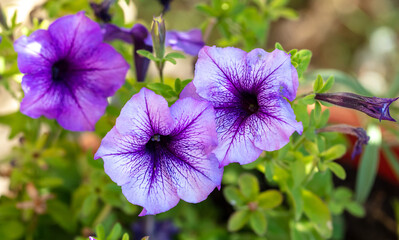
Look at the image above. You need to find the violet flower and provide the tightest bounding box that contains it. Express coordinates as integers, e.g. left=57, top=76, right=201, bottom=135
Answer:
left=159, top=0, right=173, bottom=13
left=315, top=92, right=398, bottom=122
left=90, top=0, right=115, bottom=23
left=14, top=12, right=129, bottom=131
left=103, top=23, right=152, bottom=82
left=183, top=47, right=303, bottom=166
left=163, top=29, right=205, bottom=56
left=316, top=124, right=369, bottom=159
left=95, top=88, right=223, bottom=216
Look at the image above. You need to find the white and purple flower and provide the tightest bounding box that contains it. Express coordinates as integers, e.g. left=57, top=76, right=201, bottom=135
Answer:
left=14, top=12, right=129, bottom=131
left=95, top=88, right=223, bottom=216
left=183, top=46, right=303, bottom=166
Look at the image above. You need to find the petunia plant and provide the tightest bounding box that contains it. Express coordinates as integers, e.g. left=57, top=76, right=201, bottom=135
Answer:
left=0, top=0, right=398, bottom=240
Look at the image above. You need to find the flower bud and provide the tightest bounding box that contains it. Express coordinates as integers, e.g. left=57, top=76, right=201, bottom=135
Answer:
left=316, top=124, right=369, bottom=159
left=151, top=15, right=166, bottom=60
left=315, top=92, right=398, bottom=122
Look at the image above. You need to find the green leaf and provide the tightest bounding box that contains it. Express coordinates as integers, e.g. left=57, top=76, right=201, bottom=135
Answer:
left=164, top=57, right=176, bottom=64
left=224, top=186, right=247, bottom=207
left=165, top=52, right=185, bottom=59
left=313, top=75, right=323, bottom=93
left=304, top=141, right=319, bottom=155
left=0, top=220, right=25, bottom=239
left=382, top=144, right=399, bottom=181
left=122, top=233, right=130, bottom=240
left=264, top=159, right=274, bottom=183
left=302, top=189, right=332, bottom=238
left=37, top=177, right=63, bottom=188
left=146, top=82, right=174, bottom=93
left=250, top=210, right=267, bottom=236
left=136, top=49, right=159, bottom=62
left=100, top=183, right=123, bottom=207
left=106, top=223, right=122, bottom=240
left=345, top=202, right=365, bottom=217
left=275, top=42, right=284, bottom=51
left=288, top=186, right=303, bottom=220
left=293, top=50, right=312, bottom=78
left=309, top=69, right=372, bottom=96
left=355, top=125, right=381, bottom=203
left=257, top=190, right=283, bottom=209
left=314, top=101, right=321, bottom=119
left=318, top=76, right=335, bottom=93
left=320, top=144, right=346, bottom=162
left=47, top=200, right=77, bottom=233
left=238, top=173, right=259, bottom=199
left=174, top=78, right=182, bottom=92
left=196, top=3, right=218, bottom=16
left=228, top=210, right=251, bottom=231
left=318, top=109, right=330, bottom=128
left=301, top=94, right=315, bottom=105
left=96, top=224, right=106, bottom=240
left=333, top=187, right=352, bottom=201
left=326, top=162, right=346, bottom=180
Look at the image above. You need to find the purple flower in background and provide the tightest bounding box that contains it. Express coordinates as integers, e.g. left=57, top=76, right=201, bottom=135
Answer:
left=316, top=124, right=369, bottom=159
left=103, top=23, right=204, bottom=81
left=89, top=237, right=97, bottom=240
left=315, top=92, right=398, bottom=122
left=95, top=88, right=223, bottom=216
left=103, top=23, right=152, bottom=82
left=185, top=47, right=303, bottom=166
left=164, top=29, right=205, bottom=56
left=158, top=0, right=173, bottom=13
left=144, top=29, right=205, bottom=56
left=90, top=0, right=115, bottom=22
left=14, top=12, right=129, bottom=131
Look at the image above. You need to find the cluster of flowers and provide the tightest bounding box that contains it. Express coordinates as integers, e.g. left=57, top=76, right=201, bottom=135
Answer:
left=14, top=12, right=397, bottom=216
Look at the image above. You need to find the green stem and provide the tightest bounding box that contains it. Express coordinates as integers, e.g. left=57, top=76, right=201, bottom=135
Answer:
left=157, top=61, right=164, bottom=83
left=302, top=158, right=318, bottom=185
left=292, top=135, right=306, bottom=150
left=93, top=204, right=112, bottom=228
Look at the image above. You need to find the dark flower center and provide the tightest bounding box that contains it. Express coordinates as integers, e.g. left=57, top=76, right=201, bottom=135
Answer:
left=145, top=134, right=171, bottom=153
left=52, top=59, right=70, bottom=82
left=240, top=92, right=259, bottom=114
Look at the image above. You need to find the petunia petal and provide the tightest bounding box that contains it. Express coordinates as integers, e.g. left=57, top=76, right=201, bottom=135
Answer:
left=95, top=127, right=149, bottom=186
left=165, top=29, right=205, bottom=56
left=71, top=43, right=129, bottom=97
left=168, top=98, right=222, bottom=202
left=48, top=11, right=103, bottom=60
left=253, top=97, right=303, bottom=151
left=245, top=48, right=298, bottom=101
left=20, top=74, right=63, bottom=119
left=115, top=88, right=175, bottom=138
left=179, top=81, right=202, bottom=100
left=56, top=82, right=108, bottom=131
left=14, top=30, right=58, bottom=74
left=212, top=109, right=263, bottom=166
left=193, top=46, right=247, bottom=105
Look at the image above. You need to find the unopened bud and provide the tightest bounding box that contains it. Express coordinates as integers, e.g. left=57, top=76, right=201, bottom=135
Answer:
left=151, top=15, right=166, bottom=59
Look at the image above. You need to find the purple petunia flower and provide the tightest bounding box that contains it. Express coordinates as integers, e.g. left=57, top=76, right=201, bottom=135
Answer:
left=103, top=23, right=153, bottom=83
left=183, top=46, right=303, bottom=166
left=315, top=92, right=398, bottom=122
left=95, top=88, right=223, bottom=216
left=90, top=0, right=115, bottom=23
left=14, top=12, right=129, bottom=131
left=316, top=124, right=369, bottom=159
